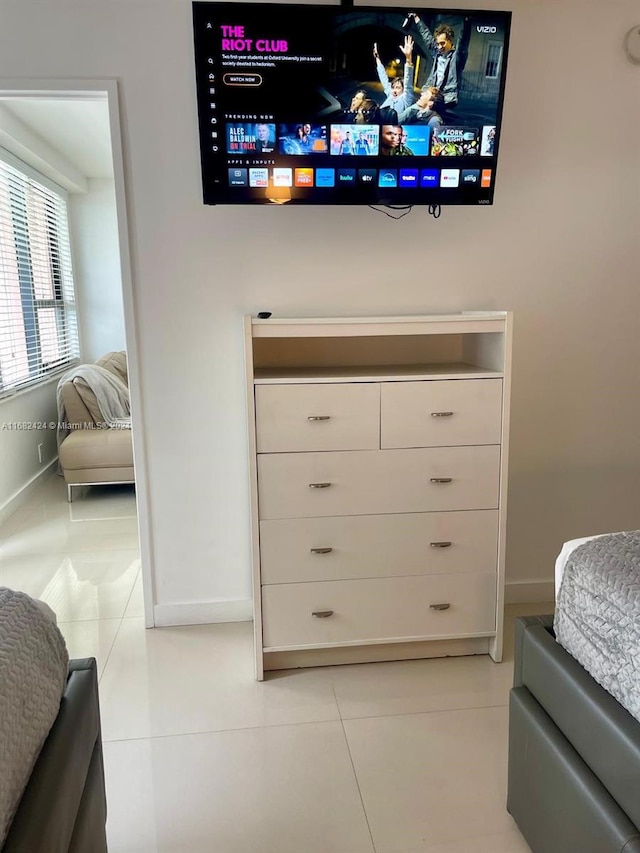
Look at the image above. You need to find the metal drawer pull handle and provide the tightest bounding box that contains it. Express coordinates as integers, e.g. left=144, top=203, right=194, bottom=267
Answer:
left=431, top=411, right=454, bottom=417
left=308, top=416, right=331, bottom=421
left=430, top=541, right=452, bottom=548
left=309, top=482, right=332, bottom=489
left=430, top=603, right=451, bottom=611
left=310, top=547, right=333, bottom=555
left=312, top=610, right=334, bottom=618
left=430, top=477, right=452, bottom=484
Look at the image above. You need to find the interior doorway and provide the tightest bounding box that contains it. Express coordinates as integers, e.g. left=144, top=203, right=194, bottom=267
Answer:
left=0, top=79, right=153, bottom=626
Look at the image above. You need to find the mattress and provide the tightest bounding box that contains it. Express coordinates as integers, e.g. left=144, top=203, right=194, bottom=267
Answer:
left=554, top=533, right=612, bottom=599
left=554, top=531, right=640, bottom=723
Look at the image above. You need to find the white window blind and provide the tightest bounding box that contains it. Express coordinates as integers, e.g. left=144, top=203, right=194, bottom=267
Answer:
left=0, top=154, right=79, bottom=396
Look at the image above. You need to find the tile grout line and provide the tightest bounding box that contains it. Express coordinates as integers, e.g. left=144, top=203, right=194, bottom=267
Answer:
left=96, top=565, right=140, bottom=685
left=97, top=562, right=143, bottom=684
left=101, top=713, right=350, bottom=745
left=336, top=698, right=511, bottom=726
left=97, top=615, right=125, bottom=687
left=333, top=677, right=379, bottom=853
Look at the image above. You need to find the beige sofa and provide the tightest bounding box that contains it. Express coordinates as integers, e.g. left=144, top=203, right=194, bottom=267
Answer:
left=58, top=351, right=134, bottom=501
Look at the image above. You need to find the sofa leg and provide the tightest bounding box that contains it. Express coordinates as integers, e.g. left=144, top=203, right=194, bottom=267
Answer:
left=67, top=484, right=73, bottom=503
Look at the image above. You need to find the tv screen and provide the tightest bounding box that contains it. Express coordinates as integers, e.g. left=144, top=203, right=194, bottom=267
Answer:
left=193, top=3, right=511, bottom=205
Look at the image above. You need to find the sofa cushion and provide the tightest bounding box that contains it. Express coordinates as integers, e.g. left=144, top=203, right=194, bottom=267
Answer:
left=96, top=351, right=127, bottom=385
left=59, top=428, right=133, bottom=472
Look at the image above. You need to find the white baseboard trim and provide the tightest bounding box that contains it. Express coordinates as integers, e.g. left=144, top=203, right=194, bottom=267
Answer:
left=505, top=579, right=555, bottom=604
left=153, top=599, right=253, bottom=627
left=0, top=460, right=58, bottom=526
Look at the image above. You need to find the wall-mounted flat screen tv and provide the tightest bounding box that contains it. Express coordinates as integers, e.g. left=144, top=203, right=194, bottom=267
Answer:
left=193, top=3, right=511, bottom=205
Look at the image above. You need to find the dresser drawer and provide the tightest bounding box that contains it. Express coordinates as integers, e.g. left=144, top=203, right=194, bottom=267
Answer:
left=257, top=446, right=500, bottom=519
left=255, top=383, right=380, bottom=452
left=260, top=510, right=499, bottom=584
left=381, top=378, right=503, bottom=448
left=261, top=573, right=497, bottom=649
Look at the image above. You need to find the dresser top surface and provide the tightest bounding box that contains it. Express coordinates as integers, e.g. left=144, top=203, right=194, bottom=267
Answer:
left=248, top=313, right=510, bottom=339
left=250, top=312, right=508, bottom=326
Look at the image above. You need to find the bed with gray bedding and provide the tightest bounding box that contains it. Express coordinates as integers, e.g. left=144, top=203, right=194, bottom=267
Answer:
left=0, top=587, right=108, bottom=852
left=507, top=531, right=640, bottom=853
left=554, top=530, right=640, bottom=723
left=0, top=587, right=69, bottom=844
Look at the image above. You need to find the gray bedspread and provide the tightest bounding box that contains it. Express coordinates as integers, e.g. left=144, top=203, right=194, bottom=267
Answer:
left=554, top=530, right=640, bottom=723
left=0, top=588, right=69, bottom=845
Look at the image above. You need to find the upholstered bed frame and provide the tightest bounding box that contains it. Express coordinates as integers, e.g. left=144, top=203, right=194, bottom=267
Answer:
left=508, top=615, right=640, bottom=853
left=3, top=658, right=108, bottom=853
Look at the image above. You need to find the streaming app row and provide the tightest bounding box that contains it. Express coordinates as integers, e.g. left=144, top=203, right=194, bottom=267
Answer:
left=228, top=166, right=493, bottom=189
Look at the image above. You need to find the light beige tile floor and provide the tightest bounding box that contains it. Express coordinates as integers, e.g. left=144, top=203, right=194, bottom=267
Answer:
left=0, top=474, right=551, bottom=852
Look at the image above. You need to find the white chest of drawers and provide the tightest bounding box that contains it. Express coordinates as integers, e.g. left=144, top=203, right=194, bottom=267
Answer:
left=244, top=313, right=512, bottom=679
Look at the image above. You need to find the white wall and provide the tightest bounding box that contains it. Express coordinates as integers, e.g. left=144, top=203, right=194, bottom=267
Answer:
left=2, top=0, right=638, bottom=617
left=0, top=380, right=59, bottom=520
left=69, top=178, right=126, bottom=361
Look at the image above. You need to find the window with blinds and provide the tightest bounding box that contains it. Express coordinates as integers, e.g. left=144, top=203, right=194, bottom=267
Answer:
left=0, top=154, right=79, bottom=396
left=485, top=43, right=503, bottom=79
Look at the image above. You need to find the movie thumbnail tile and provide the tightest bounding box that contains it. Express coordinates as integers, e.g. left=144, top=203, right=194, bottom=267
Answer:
left=480, top=126, right=497, bottom=156
left=398, top=126, right=431, bottom=156
left=330, top=125, right=379, bottom=156
left=431, top=127, right=479, bottom=156
left=379, top=125, right=429, bottom=156
left=226, top=122, right=276, bottom=155
left=278, top=124, right=328, bottom=155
